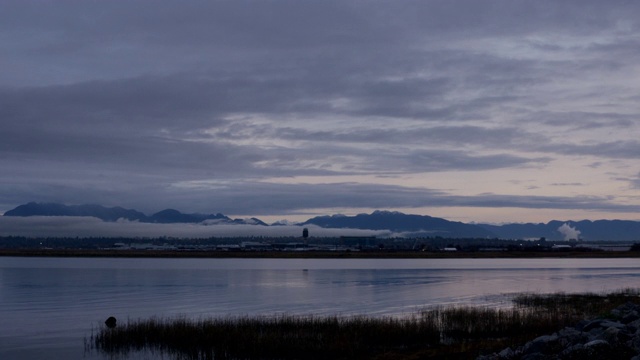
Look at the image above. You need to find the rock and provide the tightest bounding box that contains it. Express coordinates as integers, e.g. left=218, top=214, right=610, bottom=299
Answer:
left=584, top=339, right=610, bottom=349
left=618, top=331, right=633, bottom=344
left=520, top=352, right=546, bottom=360
left=597, top=326, right=620, bottom=344
left=627, top=320, right=640, bottom=333
left=498, top=347, right=513, bottom=358
left=557, top=327, right=586, bottom=347
left=559, top=343, right=584, bottom=357
left=581, top=319, right=604, bottom=332
left=105, top=316, right=117, bottom=328
left=574, top=319, right=590, bottom=331
left=475, top=303, right=640, bottom=360
left=627, top=335, right=640, bottom=353
left=622, top=313, right=640, bottom=324
left=475, top=355, right=496, bottom=360
left=600, top=320, right=625, bottom=330
left=521, top=334, right=561, bottom=356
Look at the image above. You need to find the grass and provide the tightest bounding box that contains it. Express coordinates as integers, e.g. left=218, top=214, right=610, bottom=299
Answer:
left=94, top=314, right=440, bottom=360
left=513, top=288, right=640, bottom=317
left=91, top=289, right=640, bottom=360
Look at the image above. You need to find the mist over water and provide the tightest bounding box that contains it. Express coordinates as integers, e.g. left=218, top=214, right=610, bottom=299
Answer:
left=2, top=257, right=640, bottom=359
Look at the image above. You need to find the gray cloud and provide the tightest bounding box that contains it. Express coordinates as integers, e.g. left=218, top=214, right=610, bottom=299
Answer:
left=532, top=111, right=636, bottom=130
left=629, top=174, right=640, bottom=190
left=1, top=1, right=640, bottom=222
left=539, top=141, right=640, bottom=160
left=223, top=182, right=640, bottom=216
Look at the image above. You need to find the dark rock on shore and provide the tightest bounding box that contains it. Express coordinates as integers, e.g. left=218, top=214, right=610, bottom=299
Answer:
left=477, top=302, right=640, bottom=360
left=105, top=316, right=117, bottom=329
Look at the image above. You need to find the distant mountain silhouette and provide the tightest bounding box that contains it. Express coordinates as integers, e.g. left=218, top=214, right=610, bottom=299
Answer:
left=233, top=217, right=268, bottom=226
left=4, top=202, right=148, bottom=222
left=149, top=209, right=229, bottom=223
left=478, top=219, right=640, bottom=241
left=303, top=210, right=496, bottom=238
left=5, top=203, right=640, bottom=240
left=3, top=202, right=263, bottom=225
left=303, top=211, right=640, bottom=240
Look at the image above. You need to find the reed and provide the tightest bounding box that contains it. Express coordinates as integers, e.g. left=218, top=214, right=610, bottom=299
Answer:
left=94, top=314, right=440, bottom=359
left=92, top=289, right=640, bottom=360
left=513, top=288, right=640, bottom=317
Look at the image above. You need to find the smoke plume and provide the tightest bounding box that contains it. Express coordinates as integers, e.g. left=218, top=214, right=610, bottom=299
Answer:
left=558, top=223, right=581, bottom=241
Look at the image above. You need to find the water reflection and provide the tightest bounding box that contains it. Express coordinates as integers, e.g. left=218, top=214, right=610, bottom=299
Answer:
left=1, top=257, right=640, bottom=359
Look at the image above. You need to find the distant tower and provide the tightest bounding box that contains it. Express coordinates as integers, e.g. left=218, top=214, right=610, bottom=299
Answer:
left=302, top=228, right=309, bottom=245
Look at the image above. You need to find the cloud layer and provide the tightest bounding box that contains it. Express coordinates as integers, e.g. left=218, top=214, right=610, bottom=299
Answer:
left=0, top=216, right=388, bottom=239
left=2, top=0, right=640, bottom=223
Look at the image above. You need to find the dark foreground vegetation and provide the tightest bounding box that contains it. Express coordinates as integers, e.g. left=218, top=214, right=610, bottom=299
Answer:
left=91, top=289, right=640, bottom=360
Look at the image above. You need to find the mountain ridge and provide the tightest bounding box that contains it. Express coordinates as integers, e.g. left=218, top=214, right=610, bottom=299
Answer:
left=302, top=210, right=495, bottom=238
left=3, top=202, right=264, bottom=226
left=4, top=202, right=640, bottom=240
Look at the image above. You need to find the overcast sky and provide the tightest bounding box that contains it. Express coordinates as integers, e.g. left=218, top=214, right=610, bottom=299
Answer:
left=2, top=0, right=640, bottom=224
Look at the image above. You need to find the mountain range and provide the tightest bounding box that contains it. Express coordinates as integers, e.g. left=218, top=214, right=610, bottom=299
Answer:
left=302, top=210, right=496, bottom=238
left=4, top=202, right=640, bottom=241
left=3, top=202, right=267, bottom=226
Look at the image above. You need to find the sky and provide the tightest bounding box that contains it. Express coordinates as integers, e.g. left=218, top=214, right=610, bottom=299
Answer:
left=2, top=0, right=640, bottom=225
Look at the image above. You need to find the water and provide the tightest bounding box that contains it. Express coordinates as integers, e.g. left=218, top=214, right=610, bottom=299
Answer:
left=1, top=257, right=640, bottom=359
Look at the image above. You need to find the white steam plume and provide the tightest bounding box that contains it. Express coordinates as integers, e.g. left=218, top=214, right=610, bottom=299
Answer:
left=557, top=223, right=581, bottom=241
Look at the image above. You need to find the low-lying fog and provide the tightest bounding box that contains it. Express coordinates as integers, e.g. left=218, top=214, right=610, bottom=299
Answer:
left=0, top=216, right=391, bottom=238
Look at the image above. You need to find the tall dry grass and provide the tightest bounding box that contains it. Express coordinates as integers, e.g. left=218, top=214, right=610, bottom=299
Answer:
left=92, top=289, right=640, bottom=359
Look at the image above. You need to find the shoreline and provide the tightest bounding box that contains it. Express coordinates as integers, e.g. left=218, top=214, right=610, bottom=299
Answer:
left=2, top=248, right=640, bottom=258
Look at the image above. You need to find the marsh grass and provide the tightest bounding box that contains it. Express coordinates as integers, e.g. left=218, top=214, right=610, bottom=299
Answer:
left=92, top=289, right=640, bottom=360
left=513, top=288, right=640, bottom=318
left=94, top=314, right=442, bottom=360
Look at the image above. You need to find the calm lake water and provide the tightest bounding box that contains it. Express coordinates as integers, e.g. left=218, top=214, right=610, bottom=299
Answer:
left=2, top=256, right=640, bottom=359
